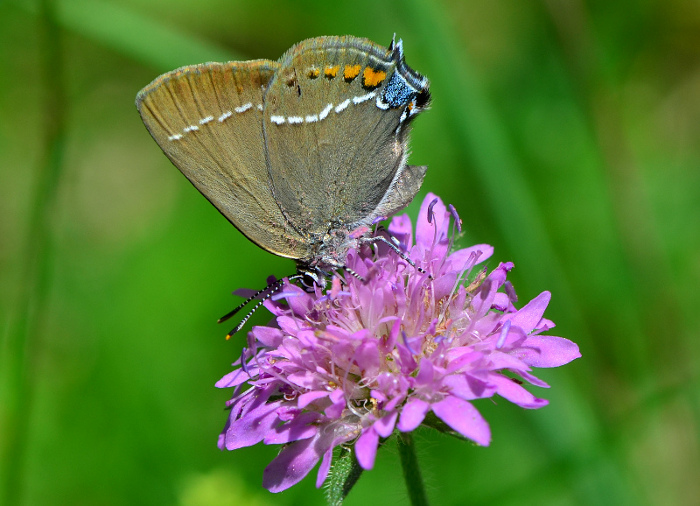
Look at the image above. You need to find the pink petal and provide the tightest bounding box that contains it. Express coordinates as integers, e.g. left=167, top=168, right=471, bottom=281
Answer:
left=215, top=368, right=252, bottom=388
left=264, top=412, right=319, bottom=444
left=263, top=436, right=322, bottom=492
left=224, top=401, right=282, bottom=450
left=355, top=428, right=379, bottom=470
left=433, top=272, right=457, bottom=301
left=488, top=350, right=531, bottom=373
left=492, top=293, right=514, bottom=312
left=503, top=291, right=551, bottom=334
left=278, top=285, right=314, bottom=316
left=233, top=287, right=257, bottom=298
left=446, top=244, right=494, bottom=271
left=517, top=335, right=581, bottom=367
left=388, top=213, right=413, bottom=248
left=398, top=398, right=430, bottom=432
left=380, top=318, right=401, bottom=354
left=325, top=389, right=345, bottom=419
left=415, top=357, right=435, bottom=385
left=416, top=194, right=448, bottom=248
left=431, top=396, right=491, bottom=446
left=470, top=278, right=499, bottom=323
left=316, top=447, right=334, bottom=488
left=277, top=315, right=306, bottom=335
left=374, top=411, right=398, bottom=438
left=490, top=374, right=549, bottom=409
left=251, top=326, right=284, bottom=347
left=517, top=369, right=550, bottom=388
left=356, top=340, right=381, bottom=375
left=287, top=370, right=324, bottom=390
left=397, top=343, right=418, bottom=374
left=443, top=374, right=496, bottom=400
left=444, top=349, right=483, bottom=373
left=298, top=390, right=329, bottom=409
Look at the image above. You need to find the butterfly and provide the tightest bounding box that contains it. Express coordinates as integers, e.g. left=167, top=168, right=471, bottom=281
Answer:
left=136, top=35, right=430, bottom=335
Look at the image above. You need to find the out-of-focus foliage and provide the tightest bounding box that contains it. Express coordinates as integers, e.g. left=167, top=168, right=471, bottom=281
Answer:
left=1, top=0, right=698, bottom=504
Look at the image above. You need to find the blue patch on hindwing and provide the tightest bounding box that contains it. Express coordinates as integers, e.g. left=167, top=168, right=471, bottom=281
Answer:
left=381, top=72, right=416, bottom=108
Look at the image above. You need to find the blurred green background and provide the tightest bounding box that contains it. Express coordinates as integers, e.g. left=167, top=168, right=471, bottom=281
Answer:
left=2, top=0, right=699, bottom=504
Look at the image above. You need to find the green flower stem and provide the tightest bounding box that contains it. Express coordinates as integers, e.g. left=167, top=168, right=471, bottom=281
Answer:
left=326, top=446, right=363, bottom=506
left=397, top=432, right=429, bottom=506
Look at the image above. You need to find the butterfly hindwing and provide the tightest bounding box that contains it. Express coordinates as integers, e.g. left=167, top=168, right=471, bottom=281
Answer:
left=262, top=36, right=429, bottom=236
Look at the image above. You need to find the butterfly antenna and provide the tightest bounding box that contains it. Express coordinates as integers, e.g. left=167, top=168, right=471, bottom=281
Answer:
left=343, top=266, right=366, bottom=283
left=218, top=279, right=284, bottom=324
left=225, top=295, right=273, bottom=340
left=222, top=274, right=305, bottom=339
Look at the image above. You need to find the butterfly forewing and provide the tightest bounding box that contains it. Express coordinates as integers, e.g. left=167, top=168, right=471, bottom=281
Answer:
left=136, top=61, right=310, bottom=259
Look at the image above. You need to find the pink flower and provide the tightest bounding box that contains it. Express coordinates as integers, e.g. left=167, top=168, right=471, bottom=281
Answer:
left=216, top=193, right=580, bottom=493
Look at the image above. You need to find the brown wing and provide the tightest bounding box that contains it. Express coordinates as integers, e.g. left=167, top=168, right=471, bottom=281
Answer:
left=262, top=36, right=429, bottom=235
left=136, top=60, right=310, bottom=259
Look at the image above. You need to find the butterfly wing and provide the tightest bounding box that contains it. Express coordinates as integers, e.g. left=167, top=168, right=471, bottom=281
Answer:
left=136, top=60, right=310, bottom=259
left=262, top=36, right=430, bottom=236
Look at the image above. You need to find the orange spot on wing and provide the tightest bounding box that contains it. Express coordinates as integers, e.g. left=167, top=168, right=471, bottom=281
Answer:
left=343, top=64, right=361, bottom=80
left=307, top=67, right=320, bottom=79
left=324, top=66, right=340, bottom=78
left=363, top=67, right=387, bottom=88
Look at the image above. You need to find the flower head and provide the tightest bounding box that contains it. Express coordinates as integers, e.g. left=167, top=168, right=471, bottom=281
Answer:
left=217, top=193, right=580, bottom=493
